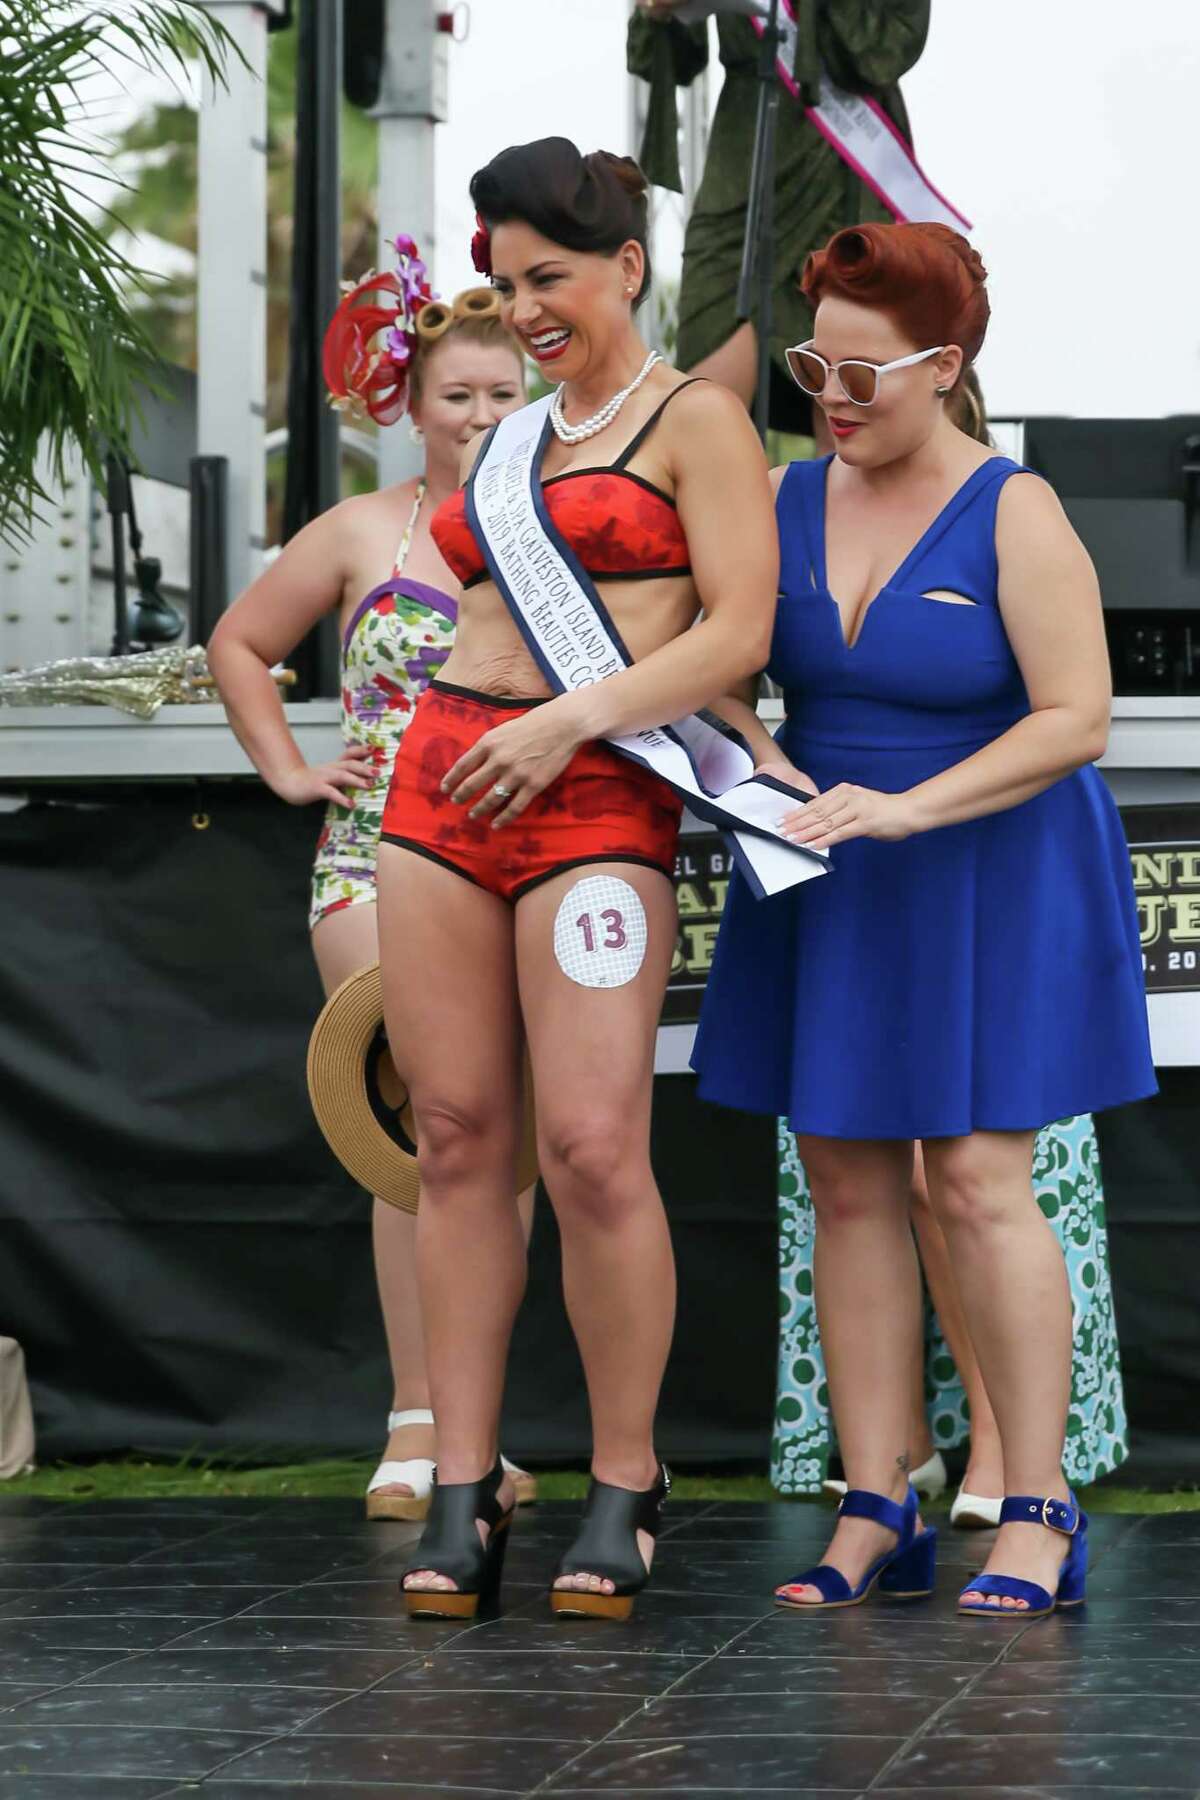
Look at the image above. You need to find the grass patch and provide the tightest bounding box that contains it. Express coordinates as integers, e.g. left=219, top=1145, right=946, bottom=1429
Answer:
left=4, top=1455, right=1199, bottom=1513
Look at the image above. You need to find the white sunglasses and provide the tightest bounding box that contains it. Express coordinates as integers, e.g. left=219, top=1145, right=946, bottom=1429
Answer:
left=784, top=341, right=946, bottom=408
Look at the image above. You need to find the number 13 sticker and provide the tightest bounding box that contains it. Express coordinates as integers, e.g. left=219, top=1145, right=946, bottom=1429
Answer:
left=553, top=875, right=648, bottom=989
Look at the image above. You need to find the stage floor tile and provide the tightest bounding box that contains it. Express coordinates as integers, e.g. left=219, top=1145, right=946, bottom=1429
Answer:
left=876, top=1732, right=1200, bottom=1788
left=0, top=1778, right=185, bottom=1799
left=866, top=1789, right=1200, bottom=1800
left=1, top=1679, right=350, bottom=1732
left=189, top=1785, right=514, bottom=1799
left=0, top=1722, right=276, bottom=1780
left=0, top=1497, right=1193, bottom=1797
left=539, top=1731, right=906, bottom=1790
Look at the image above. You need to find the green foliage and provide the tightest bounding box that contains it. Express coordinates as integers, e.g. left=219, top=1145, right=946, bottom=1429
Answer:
left=103, top=3, right=380, bottom=430
left=0, top=0, right=234, bottom=545
left=767, top=428, right=816, bottom=464
left=99, top=100, right=199, bottom=370
left=650, top=275, right=679, bottom=362
left=4, top=1454, right=777, bottom=1504
left=6, top=1454, right=1200, bottom=1511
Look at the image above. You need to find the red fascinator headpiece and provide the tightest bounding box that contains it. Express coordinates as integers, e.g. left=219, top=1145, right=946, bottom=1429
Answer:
left=322, top=235, right=434, bottom=426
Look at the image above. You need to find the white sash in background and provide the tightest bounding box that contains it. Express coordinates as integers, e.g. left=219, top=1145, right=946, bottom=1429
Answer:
left=465, top=396, right=828, bottom=900
left=752, top=0, right=971, bottom=233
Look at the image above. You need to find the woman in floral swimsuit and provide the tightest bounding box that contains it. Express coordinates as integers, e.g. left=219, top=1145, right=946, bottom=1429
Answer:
left=210, top=244, right=533, bottom=1518
left=307, top=530, right=461, bottom=930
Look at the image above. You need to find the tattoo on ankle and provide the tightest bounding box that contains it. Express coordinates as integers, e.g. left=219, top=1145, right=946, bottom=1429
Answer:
left=896, top=1453, right=911, bottom=1475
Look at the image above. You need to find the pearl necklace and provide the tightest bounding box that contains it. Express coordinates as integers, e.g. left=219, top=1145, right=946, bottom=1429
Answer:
left=549, top=349, right=661, bottom=445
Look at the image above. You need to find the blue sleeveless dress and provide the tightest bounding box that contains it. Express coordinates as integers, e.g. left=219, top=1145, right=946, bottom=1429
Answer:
left=692, top=455, right=1156, bottom=1138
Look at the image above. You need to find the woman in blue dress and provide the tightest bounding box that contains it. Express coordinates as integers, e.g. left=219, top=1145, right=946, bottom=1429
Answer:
left=694, top=221, right=1155, bottom=1618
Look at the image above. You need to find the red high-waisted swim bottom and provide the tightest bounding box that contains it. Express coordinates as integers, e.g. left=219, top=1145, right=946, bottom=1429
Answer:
left=380, top=679, right=682, bottom=902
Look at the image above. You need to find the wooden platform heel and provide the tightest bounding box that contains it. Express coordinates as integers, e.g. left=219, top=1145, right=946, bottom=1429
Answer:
left=550, top=1463, right=670, bottom=1622
left=400, top=1459, right=513, bottom=1620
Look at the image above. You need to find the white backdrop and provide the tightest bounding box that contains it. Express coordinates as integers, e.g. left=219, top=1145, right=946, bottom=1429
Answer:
left=434, top=1, right=629, bottom=293
left=434, top=0, right=1200, bottom=419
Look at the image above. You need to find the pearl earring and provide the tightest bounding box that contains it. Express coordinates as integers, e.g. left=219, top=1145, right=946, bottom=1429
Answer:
left=409, top=422, right=424, bottom=445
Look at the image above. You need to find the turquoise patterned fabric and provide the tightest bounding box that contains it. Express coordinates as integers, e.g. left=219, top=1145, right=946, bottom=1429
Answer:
left=773, top=1115, right=1129, bottom=1493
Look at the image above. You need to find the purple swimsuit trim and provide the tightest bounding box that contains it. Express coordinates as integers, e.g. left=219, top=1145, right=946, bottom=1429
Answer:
left=342, top=577, right=459, bottom=651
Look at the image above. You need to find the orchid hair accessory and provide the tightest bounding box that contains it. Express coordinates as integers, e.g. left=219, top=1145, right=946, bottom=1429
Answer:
left=471, top=213, right=492, bottom=278
left=322, top=234, right=434, bottom=425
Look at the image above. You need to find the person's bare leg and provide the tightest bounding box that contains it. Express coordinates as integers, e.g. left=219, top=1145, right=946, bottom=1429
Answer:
left=515, top=864, right=678, bottom=1597
left=909, top=1144, right=1004, bottom=1497
left=906, top=1308, right=934, bottom=1472
left=377, top=847, right=525, bottom=1592
left=902, top=1143, right=932, bottom=1470
left=313, top=900, right=538, bottom=1502
left=688, top=320, right=758, bottom=409
left=778, top=1137, right=926, bottom=1604
left=922, top=1131, right=1072, bottom=1609
left=371, top=1183, right=537, bottom=1479
left=312, top=903, right=435, bottom=1492
left=513, top=1179, right=536, bottom=1260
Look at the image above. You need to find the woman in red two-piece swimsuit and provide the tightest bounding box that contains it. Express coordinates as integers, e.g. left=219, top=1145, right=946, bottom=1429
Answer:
left=379, top=137, right=777, bottom=1621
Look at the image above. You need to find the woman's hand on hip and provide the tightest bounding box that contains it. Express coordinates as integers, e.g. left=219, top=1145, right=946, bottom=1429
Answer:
left=442, top=701, right=587, bottom=827
left=272, top=744, right=375, bottom=807
left=778, top=782, right=918, bottom=851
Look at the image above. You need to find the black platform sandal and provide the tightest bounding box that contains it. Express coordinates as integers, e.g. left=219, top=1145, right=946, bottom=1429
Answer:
left=551, top=1463, right=671, bottom=1621
left=400, top=1459, right=513, bottom=1620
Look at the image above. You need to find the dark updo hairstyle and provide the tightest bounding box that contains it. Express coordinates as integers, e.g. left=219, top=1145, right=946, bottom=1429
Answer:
left=470, top=136, right=652, bottom=308
left=801, top=221, right=990, bottom=393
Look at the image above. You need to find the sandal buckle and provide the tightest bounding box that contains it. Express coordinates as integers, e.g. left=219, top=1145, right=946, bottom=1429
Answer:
left=1042, top=1497, right=1076, bottom=1535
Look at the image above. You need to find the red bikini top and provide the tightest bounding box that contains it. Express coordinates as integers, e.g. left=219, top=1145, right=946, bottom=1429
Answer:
left=432, top=381, right=699, bottom=590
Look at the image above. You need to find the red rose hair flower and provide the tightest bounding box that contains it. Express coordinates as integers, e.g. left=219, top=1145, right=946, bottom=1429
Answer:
left=470, top=213, right=493, bottom=278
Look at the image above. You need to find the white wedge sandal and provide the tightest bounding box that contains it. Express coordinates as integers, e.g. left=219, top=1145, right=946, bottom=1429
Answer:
left=364, top=1409, right=539, bottom=1520
left=949, top=1486, right=1002, bottom=1529
left=366, top=1408, right=438, bottom=1521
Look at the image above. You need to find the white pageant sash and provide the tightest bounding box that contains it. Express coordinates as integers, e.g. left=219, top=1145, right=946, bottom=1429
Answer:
left=465, top=395, right=828, bottom=900
left=752, top=1, right=971, bottom=233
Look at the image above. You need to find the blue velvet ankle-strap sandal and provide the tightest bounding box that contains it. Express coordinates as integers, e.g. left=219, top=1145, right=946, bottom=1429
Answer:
left=775, top=1484, right=937, bottom=1612
left=957, top=1492, right=1088, bottom=1619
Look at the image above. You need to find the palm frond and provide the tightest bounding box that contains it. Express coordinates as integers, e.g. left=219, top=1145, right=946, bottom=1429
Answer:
left=0, top=0, right=237, bottom=544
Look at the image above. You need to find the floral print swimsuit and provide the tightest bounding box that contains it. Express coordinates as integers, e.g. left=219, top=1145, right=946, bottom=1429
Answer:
left=309, top=554, right=458, bottom=931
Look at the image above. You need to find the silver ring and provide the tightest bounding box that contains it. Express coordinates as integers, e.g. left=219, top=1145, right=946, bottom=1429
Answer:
left=491, top=782, right=513, bottom=800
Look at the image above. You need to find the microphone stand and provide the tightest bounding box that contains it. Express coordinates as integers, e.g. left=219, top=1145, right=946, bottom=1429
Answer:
left=106, top=453, right=132, bottom=658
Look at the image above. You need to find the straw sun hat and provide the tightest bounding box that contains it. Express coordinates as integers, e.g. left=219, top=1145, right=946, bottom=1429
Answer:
left=307, top=961, right=539, bottom=1213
